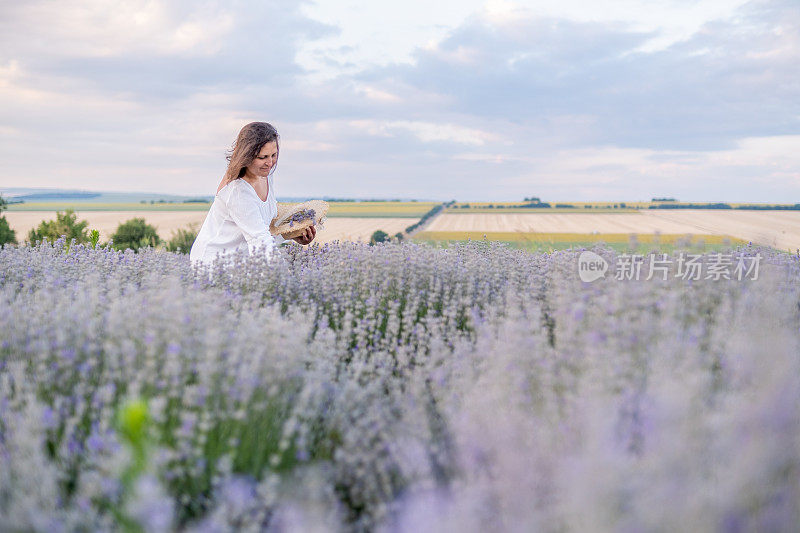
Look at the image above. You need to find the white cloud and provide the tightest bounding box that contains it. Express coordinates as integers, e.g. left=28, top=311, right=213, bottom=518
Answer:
left=347, top=120, right=500, bottom=146
left=0, top=0, right=797, bottom=203
left=0, top=1, right=236, bottom=58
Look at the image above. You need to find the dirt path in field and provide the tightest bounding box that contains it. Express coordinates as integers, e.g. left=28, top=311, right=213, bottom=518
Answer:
left=4, top=211, right=414, bottom=245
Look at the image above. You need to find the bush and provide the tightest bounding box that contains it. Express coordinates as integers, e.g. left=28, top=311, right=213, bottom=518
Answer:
left=370, top=229, right=388, bottom=245
left=166, top=226, right=198, bottom=254
left=111, top=218, right=162, bottom=251
left=0, top=195, right=16, bottom=246
left=394, top=232, right=404, bottom=242
left=27, top=209, right=89, bottom=244
left=406, top=203, right=445, bottom=234
left=0, top=218, right=15, bottom=246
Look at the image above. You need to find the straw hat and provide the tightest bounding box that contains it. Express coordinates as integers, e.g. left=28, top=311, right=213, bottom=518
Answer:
left=270, top=199, right=329, bottom=240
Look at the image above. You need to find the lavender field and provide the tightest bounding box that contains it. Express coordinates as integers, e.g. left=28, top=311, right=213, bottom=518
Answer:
left=1, top=239, right=798, bottom=532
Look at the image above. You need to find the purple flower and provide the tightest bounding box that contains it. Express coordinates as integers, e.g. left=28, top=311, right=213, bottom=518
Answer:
left=87, top=432, right=104, bottom=453
left=42, top=406, right=57, bottom=429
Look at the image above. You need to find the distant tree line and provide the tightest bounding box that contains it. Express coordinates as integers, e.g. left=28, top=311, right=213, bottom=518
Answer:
left=734, top=204, right=800, bottom=210
left=405, top=201, right=454, bottom=234
left=648, top=203, right=800, bottom=210
left=322, top=198, right=413, bottom=202
left=648, top=203, right=733, bottom=209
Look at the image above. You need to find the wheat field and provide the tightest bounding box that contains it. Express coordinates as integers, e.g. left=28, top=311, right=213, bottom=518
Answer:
left=426, top=211, right=800, bottom=251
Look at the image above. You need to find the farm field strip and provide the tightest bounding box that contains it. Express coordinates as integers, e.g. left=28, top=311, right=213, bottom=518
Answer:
left=4, top=211, right=417, bottom=244
left=6, top=201, right=438, bottom=217
left=425, top=211, right=800, bottom=251
left=415, top=231, right=746, bottom=244
left=325, top=201, right=438, bottom=217
left=641, top=209, right=800, bottom=252
left=426, top=213, right=705, bottom=234
left=6, top=202, right=212, bottom=212
left=414, top=231, right=747, bottom=254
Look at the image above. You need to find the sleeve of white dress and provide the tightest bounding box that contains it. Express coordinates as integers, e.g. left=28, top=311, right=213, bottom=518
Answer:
left=227, top=187, right=276, bottom=256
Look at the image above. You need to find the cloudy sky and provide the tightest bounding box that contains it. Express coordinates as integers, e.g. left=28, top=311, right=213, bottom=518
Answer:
left=0, top=0, right=797, bottom=201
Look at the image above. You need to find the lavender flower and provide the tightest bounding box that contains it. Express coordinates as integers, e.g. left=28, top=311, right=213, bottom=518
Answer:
left=0, top=239, right=797, bottom=531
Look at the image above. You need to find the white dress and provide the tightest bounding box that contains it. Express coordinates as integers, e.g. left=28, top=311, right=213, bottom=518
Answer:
left=190, top=175, right=286, bottom=265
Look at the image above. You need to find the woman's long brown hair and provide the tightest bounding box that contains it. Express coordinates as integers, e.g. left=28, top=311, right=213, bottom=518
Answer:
left=218, top=122, right=280, bottom=192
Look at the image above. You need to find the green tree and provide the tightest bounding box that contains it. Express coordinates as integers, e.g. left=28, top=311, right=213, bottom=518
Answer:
left=111, top=218, right=162, bottom=251
left=28, top=209, right=89, bottom=244
left=0, top=194, right=17, bottom=246
left=370, top=229, right=388, bottom=245
left=166, top=225, right=198, bottom=254
left=394, top=232, right=404, bottom=242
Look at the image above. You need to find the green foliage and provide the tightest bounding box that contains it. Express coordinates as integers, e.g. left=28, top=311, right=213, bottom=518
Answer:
left=166, top=226, right=198, bottom=254
left=111, top=218, right=162, bottom=251
left=370, top=230, right=389, bottom=245
left=0, top=217, right=16, bottom=246
left=0, top=195, right=15, bottom=245
left=89, top=229, right=101, bottom=249
left=114, top=398, right=152, bottom=532
left=394, top=232, right=404, bottom=242
left=27, top=209, right=90, bottom=244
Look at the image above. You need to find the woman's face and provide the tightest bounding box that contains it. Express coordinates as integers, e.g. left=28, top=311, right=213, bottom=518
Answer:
left=245, top=141, right=278, bottom=178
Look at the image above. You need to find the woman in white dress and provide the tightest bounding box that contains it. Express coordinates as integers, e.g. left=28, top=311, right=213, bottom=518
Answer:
left=190, top=122, right=316, bottom=265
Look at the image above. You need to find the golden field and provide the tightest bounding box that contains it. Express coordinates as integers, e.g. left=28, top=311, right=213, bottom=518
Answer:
left=425, top=211, right=800, bottom=251
left=325, top=201, right=437, bottom=217
left=642, top=209, right=800, bottom=252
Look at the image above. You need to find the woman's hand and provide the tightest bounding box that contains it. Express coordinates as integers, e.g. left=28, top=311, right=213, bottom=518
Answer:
left=292, top=225, right=316, bottom=245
